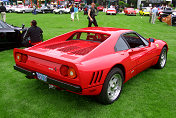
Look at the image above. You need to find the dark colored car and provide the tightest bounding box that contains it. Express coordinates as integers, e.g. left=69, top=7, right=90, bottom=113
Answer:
left=172, top=12, right=176, bottom=26
left=158, top=8, right=173, bottom=22
left=0, top=21, right=27, bottom=51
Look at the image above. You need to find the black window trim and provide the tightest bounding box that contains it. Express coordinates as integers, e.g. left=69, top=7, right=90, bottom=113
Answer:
left=121, top=31, right=149, bottom=49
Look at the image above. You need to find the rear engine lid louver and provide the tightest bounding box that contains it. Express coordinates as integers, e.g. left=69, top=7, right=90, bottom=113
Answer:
left=44, top=40, right=79, bottom=49
left=71, top=45, right=97, bottom=55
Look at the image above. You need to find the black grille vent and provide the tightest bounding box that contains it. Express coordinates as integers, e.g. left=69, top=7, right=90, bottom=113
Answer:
left=89, top=71, right=103, bottom=85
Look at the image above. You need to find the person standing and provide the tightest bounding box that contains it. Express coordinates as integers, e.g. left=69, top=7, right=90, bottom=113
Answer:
left=151, top=6, right=158, bottom=24
left=116, top=4, right=119, bottom=14
left=149, top=7, right=153, bottom=23
left=74, top=5, right=79, bottom=21
left=88, top=3, right=98, bottom=27
left=0, top=2, right=6, bottom=22
left=33, top=4, right=37, bottom=15
left=70, top=5, right=74, bottom=21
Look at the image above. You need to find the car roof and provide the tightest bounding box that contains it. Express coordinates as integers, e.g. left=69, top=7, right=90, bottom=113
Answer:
left=76, top=27, right=131, bottom=35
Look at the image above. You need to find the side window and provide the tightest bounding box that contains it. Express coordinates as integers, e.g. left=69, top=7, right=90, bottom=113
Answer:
left=123, top=33, right=146, bottom=48
left=114, top=36, right=129, bottom=52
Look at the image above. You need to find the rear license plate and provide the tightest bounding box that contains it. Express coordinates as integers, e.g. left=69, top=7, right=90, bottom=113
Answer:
left=36, top=72, right=47, bottom=82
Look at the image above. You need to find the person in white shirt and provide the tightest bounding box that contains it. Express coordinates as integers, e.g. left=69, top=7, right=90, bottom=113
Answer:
left=151, top=6, right=158, bottom=24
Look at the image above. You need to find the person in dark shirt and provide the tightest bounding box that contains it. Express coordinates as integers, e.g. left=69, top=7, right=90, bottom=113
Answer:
left=24, top=20, right=43, bottom=46
left=0, top=2, right=6, bottom=22
left=88, top=3, right=98, bottom=27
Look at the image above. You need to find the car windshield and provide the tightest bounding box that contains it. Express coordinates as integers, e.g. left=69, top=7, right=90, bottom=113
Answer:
left=108, top=8, right=115, bottom=10
left=143, top=9, right=149, bottom=12
left=127, top=8, right=134, bottom=10
left=67, top=32, right=110, bottom=43
left=0, top=24, right=3, bottom=28
left=0, top=22, right=11, bottom=28
left=41, top=6, right=47, bottom=9
left=166, top=8, right=172, bottom=10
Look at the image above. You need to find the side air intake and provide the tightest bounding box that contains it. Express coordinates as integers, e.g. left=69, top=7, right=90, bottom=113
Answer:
left=89, top=70, right=103, bottom=85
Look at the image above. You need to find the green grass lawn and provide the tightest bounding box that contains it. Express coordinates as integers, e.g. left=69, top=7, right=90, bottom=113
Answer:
left=0, top=12, right=176, bottom=118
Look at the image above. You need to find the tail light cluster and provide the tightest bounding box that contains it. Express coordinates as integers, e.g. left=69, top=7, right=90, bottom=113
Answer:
left=15, top=52, right=28, bottom=63
left=60, top=65, right=77, bottom=79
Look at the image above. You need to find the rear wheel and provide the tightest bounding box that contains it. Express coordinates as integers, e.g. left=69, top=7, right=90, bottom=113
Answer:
left=155, top=47, right=167, bottom=69
left=22, top=11, right=25, bottom=14
left=159, top=17, right=163, bottom=22
left=97, top=68, right=124, bottom=104
left=42, top=10, right=45, bottom=14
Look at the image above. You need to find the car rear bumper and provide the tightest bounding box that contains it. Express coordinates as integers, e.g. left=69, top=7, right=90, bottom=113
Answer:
left=14, top=65, right=82, bottom=93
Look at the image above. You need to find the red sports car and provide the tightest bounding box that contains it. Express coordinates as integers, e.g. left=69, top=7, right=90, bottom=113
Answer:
left=97, top=6, right=104, bottom=11
left=106, top=8, right=117, bottom=15
left=124, top=8, right=136, bottom=16
left=13, top=27, right=168, bottom=104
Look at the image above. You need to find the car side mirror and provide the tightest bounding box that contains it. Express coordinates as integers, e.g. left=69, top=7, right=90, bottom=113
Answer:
left=22, top=24, right=25, bottom=29
left=149, top=38, right=155, bottom=43
left=148, top=38, right=155, bottom=46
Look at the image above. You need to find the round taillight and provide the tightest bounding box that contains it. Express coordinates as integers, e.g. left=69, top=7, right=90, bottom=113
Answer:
left=16, top=53, right=22, bottom=62
left=68, top=68, right=77, bottom=79
left=21, top=54, right=28, bottom=63
left=60, top=65, right=69, bottom=76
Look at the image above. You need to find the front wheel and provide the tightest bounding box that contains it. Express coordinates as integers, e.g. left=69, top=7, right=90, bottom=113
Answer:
left=155, top=47, right=167, bottom=69
left=42, top=10, right=45, bottom=14
left=97, top=68, right=124, bottom=104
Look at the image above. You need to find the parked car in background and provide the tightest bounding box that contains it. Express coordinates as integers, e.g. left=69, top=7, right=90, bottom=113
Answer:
left=106, top=8, right=116, bottom=15
left=13, top=27, right=168, bottom=104
left=97, top=5, right=104, bottom=11
left=158, top=7, right=172, bottom=16
left=161, top=11, right=176, bottom=26
left=124, top=8, right=136, bottom=16
left=0, top=21, right=27, bottom=51
left=158, top=8, right=173, bottom=22
left=37, top=6, right=54, bottom=13
left=139, top=7, right=151, bottom=16
left=53, top=8, right=70, bottom=14
left=15, top=6, right=33, bottom=13
left=172, top=11, right=176, bottom=26
left=6, top=5, right=17, bottom=13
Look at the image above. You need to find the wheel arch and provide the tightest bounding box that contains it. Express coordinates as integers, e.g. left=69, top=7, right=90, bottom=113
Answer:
left=110, top=64, right=126, bottom=82
left=163, top=44, right=168, bottom=52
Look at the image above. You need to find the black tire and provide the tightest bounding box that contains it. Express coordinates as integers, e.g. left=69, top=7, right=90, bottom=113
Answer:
left=22, top=11, right=25, bottom=14
left=9, top=10, right=12, bottom=13
left=96, top=67, right=124, bottom=104
left=155, top=47, right=167, bottom=69
left=42, top=10, right=45, bottom=14
left=59, top=11, right=63, bottom=14
left=172, top=18, right=176, bottom=26
left=159, top=17, right=163, bottom=22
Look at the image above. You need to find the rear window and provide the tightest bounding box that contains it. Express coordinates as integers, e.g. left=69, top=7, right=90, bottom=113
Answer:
left=67, top=32, right=110, bottom=43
